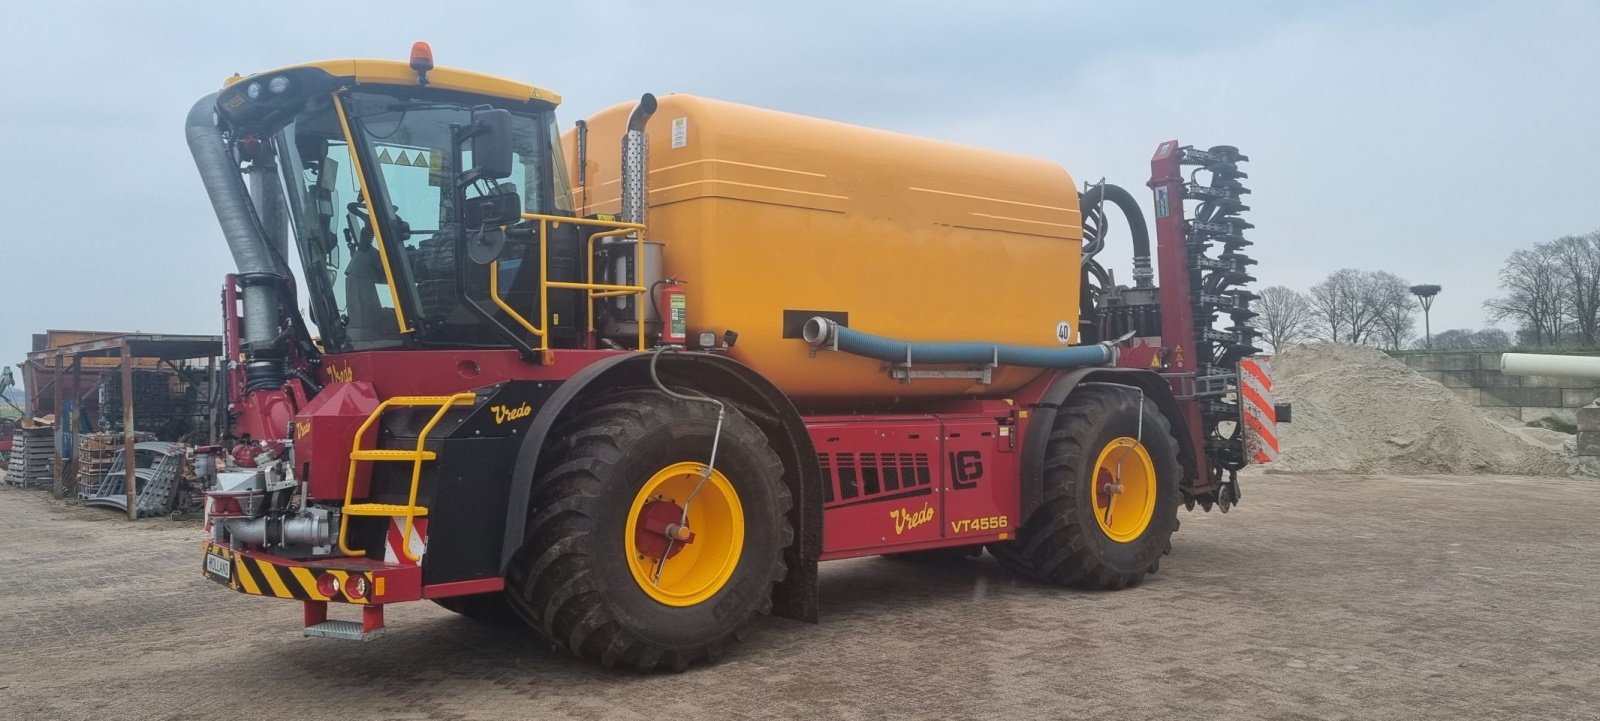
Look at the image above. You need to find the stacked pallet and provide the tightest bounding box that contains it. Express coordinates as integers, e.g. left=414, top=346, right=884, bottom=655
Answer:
left=4, top=425, right=56, bottom=489
left=74, top=431, right=154, bottom=497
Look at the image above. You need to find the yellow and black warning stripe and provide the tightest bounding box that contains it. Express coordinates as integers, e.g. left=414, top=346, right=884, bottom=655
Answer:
left=202, top=542, right=375, bottom=605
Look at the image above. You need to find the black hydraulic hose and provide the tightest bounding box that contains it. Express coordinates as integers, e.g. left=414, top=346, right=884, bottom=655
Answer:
left=288, top=368, right=324, bottom=396
left=1090, top=183, right=1153, bottom=288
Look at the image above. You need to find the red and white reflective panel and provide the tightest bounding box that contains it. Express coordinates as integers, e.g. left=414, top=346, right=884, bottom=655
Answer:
left=1239, top=358, right=1279, bottom=464
left=384, top=517, right=429, bottom=565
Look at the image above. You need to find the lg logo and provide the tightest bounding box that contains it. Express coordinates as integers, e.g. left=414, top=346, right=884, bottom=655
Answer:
left=950, top=450, right=985, bottom=489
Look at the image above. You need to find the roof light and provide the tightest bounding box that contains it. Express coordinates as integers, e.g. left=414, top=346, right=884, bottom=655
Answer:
left=268, top=76, right=291, bottom=94
left=245, top=82, right=263, bottom=100
left=410, top=41, right=434, bottom=73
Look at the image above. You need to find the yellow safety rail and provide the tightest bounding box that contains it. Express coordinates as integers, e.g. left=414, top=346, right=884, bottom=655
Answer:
left=338, top=393, right=477, bottom=562
left=488, top=213, right=651, bottom=351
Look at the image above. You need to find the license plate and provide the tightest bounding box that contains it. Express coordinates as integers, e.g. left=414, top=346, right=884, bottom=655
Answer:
left=205, top=551, right=232, bottom=580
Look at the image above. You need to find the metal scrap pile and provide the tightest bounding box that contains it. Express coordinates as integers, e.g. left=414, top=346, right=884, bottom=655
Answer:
left=3, top=419, right=56, bottom=488
left=80, top=441, right=207, bottom=517
left=73, top=431, right=156, bottom=497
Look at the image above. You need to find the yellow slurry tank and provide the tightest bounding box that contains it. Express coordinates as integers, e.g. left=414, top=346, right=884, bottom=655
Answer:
left=565, top=94, right=1083, bottom=400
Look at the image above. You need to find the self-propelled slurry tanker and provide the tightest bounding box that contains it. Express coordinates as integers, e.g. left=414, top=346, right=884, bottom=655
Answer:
left=191, top=43, right=1281, bottom=670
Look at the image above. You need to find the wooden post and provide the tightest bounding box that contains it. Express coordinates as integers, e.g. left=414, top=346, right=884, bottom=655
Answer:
left=51, top=351, right=64, bottom=497
left=67, top=354, right=83, bottom=499
left=121, top=343, right=137, bottom=521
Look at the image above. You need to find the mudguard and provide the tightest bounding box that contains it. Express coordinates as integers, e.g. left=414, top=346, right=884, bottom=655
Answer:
left=1018, top=367, right=1199, bottom=520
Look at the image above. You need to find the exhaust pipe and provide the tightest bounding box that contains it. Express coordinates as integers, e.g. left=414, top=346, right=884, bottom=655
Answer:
left=185, top=93, right=285, bottom=389
left=620, top=93, right=657, bottom=225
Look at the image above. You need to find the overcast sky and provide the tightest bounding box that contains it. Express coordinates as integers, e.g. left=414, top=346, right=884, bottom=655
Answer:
left=2, top=1, right=1596, bottom=388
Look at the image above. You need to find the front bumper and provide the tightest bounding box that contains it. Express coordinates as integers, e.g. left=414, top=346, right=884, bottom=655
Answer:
left=201, top=541, right=422, bottom=605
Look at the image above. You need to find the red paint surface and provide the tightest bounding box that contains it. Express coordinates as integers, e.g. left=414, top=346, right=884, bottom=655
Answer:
left=1149, top=141, right=1214, bottom=493
left=810, top=402, right=1021, bottom=558
left=294, top=381, right=381, bottom=500
left=421, top=577, right=507, bottom=599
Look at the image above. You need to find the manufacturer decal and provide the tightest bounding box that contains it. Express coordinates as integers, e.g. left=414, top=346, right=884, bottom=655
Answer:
left=671, top=117, right=688, bottom=149
left=490, top=402, right=533, bottom=424
left=949, top=450, right=985, bottom=489
left=950, top=516, right=1009, bottom=534
left=889, top=502, right=936, bottom=535
left=295, top=420, right=312, bottom=439
left=1055, top=321, right=1072, bottom=344
left=1156, top=187, right=1170, bottom=219
left=325, top=363, right=353, bottom=383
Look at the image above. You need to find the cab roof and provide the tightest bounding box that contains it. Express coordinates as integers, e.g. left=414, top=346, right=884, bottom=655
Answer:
left=225, top=58, right=561, bottom=105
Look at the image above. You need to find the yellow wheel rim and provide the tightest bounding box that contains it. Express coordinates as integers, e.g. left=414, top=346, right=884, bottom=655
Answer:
left=1089, top=437, right=1157, bottom=543
left=625, top=462, right=745, bottom=607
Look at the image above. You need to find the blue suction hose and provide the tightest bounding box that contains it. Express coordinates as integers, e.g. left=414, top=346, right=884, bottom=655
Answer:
left=801, top=317, right=1117, bottom=368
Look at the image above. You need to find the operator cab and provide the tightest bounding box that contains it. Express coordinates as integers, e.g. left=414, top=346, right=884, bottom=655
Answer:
left=215, top=50, right=593, bottom=356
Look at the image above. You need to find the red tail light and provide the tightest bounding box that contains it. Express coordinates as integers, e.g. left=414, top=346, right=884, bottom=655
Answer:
left=315, top=573, right=340, bottom=598
left=345, top=575, right=371, bottom=601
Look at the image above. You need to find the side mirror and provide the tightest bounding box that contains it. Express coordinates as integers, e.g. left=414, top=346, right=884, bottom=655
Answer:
left=468, top=108, right=514, bottom=181
left=462, top=187, right=522, bottom=264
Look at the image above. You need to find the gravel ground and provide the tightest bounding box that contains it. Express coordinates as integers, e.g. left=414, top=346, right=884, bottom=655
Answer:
left=1, top=472, right=1596, bottom=721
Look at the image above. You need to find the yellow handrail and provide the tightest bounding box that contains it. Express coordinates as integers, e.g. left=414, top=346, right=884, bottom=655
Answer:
left=338, top=393, right=476, bottom=561
left=483, top=214, right=653, bottom=352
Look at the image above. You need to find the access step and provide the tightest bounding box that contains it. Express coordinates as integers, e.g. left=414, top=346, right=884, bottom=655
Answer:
left=304, top=602, right=386, bottom=641
left=350, top=449, right=437, bottom=461
left=304, top=620, right=385, bottom=641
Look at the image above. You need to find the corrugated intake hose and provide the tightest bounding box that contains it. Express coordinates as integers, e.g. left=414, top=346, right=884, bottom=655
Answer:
left=802, top=317, right=1117, bottom=368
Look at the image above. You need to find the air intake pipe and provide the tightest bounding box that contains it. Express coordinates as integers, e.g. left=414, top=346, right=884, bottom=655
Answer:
left=620, top=93, right=657, bottom=225
left=185, top=93, right=285, bottom=389
left=802, top=317, right=1117, bottom=368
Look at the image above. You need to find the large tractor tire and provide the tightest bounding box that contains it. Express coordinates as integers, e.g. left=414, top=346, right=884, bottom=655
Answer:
left=506, top=389, right=793, bottom=671
left=989, top=385, right=1180, bottom=589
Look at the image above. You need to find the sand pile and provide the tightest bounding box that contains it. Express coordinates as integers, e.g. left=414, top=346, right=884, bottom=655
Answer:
left=1268, top=343, right=1571, bottom=476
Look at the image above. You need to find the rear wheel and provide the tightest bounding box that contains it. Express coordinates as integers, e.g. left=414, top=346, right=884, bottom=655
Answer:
left=505, top=390, right=792, bottom=671
left=989, top=386, right=1180, bottom=589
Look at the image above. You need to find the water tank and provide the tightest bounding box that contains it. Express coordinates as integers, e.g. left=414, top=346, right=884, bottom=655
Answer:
left=564, top=94, right=1083, bottom=401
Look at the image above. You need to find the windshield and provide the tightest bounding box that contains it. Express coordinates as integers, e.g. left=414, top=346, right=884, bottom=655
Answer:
left=276, top=89, right=570, bottom=352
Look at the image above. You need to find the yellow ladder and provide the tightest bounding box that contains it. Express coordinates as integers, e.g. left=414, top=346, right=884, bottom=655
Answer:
left=338, top=393, right=477, bottom=562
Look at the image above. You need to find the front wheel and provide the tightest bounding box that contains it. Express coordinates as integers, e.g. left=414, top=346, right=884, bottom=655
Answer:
left=505, top=390, right=793, bottom=671
left=989, top=386, right=1181, bottom=589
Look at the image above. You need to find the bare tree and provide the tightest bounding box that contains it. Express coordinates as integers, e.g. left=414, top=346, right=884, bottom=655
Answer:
left=1473, top=328, right=1511, bottom=349
left=1550, top=232, right=1600, bottom=345
left=1370, top=271, right=1416, bottom=350
left=1255, top=285, right=1312, bottom=351
left=1309, top=269, right=1362, bottom=343
left=1309, top=269, right=1410, bottom=346
left=1485, top=244, right=1570, bottom=347
left=1423, top=329, right=1476, bottom=349
left=1419, top=328, right=1512, bottom=350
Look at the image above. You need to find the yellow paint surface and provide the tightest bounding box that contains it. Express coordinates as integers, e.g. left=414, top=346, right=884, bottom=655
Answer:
left=565, top=95, right=1083, bottom=399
